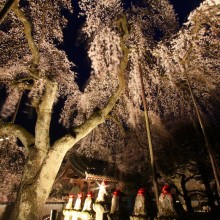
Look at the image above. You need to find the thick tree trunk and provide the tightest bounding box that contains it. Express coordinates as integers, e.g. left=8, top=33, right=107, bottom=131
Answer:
left=10, top=147, right=67, bottom=220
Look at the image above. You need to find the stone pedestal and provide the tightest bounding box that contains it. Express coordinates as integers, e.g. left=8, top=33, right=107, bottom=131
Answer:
left=93, top=202, right=109, bottom=220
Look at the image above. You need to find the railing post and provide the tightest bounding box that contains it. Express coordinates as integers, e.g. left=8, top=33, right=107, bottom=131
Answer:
left=50, top=209, right=57, bottom=220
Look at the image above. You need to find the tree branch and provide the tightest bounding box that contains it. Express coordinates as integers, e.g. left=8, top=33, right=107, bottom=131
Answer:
left=0, top=0, right=17, bottom=24
left=101, top=14, right=129, bottom=116
left=53, top=15, right=129, bottom=152
left=0, top=123, right=35, bottom=154
left=12, top=1, right=40, bottom=73
left=35, top=80, right=58, bottom=152
left=73, top=15, right=129, bottom=142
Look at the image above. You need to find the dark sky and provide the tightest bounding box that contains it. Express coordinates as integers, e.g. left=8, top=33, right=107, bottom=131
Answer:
left=170, top=0, right=204, bottom=24
left=165, top=0, right=204, bottom=23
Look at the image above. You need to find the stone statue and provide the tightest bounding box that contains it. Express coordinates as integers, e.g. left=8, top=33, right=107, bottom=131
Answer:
left=63, top=194, right=74, bottom=220
left=83, top=191, right=94, bottom=212
left=130, top=188, right=149, bottom=220
left=156, top=185, right=178, bottom=220
left=108, top=189, right=121, bottom=220
left=93, top=180, right=110, bottom=220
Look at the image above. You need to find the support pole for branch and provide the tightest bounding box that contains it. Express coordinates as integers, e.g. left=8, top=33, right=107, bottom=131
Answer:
left=180, top=13, right=220, bottom=193
left=184, top=70, right=220, bottom=193
left=139, top=64, right=159, bottom=209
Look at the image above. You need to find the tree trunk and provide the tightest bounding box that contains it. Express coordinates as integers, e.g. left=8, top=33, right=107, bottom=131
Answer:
left=10, top=147, right=67, bottom=220
left=5, top=12, right=129, bottom=220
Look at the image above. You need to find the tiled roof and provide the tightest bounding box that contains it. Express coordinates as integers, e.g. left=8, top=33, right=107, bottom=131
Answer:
left=68, top=153, right=120, bottom=182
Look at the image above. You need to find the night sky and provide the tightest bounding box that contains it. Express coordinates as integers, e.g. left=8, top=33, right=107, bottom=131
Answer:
left=170, top=0, right=204, bottom=24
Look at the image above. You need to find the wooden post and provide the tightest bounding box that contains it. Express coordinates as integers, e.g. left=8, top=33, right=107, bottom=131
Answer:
left=50, top=209, right=57, bottom=220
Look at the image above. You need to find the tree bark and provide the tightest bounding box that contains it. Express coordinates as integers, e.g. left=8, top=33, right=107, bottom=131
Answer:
left=10, top=145, right=67, bottom=219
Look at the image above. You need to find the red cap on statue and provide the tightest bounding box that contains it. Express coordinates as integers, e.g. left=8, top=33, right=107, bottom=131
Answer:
left=137, top=188, right=145, bottom=195
left=69, top=194, right=74, bottom=198
left=113, top=190, right=120, bottom=196
left=87, top=191, right=93, bottom=198
left=77, top=192, right=83, bottom=198
left=162, top=185, right=171, bottom=194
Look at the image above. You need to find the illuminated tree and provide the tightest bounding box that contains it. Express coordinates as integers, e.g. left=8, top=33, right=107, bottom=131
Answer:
left=0, top=0, right=219, bottom=219
left=0, top=0, right=128, bottom=219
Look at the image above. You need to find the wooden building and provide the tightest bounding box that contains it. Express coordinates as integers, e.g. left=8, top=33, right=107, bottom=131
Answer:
left=48, top=154, right=123, bottom=202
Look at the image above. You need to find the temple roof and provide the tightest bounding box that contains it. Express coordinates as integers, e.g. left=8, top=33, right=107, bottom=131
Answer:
left=56, top=153, right=119, bottom=183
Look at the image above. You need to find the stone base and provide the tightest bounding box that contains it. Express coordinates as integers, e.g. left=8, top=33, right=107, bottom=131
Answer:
left=154, top=216, right=177, bottom=220
left=130, top=214, right=150, bottom=220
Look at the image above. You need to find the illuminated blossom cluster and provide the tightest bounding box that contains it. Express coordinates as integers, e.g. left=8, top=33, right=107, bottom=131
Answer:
left=72, top=0, right=178, bottom=172
left=0, top=0, right=79, bottom=121
left=0, top=136, right=25, bottom=202
left=79, top=0, right=122, bottom=36
left=28, top=0, right=73, bottom=43
left=153, top=0, right=220, bottom=124
left=0, top=87, right=22, bottom=118
left=117, top=0, right=178, bottom=128
left=79, top=0, right=123, bottom=77
left=60, top=0, right=124, bottom=128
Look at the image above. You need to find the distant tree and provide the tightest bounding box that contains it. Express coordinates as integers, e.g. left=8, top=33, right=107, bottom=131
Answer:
left=157, top=122, right=216, bottom=212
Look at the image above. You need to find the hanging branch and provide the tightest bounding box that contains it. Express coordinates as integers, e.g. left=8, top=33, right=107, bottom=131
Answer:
left=52, top=14, right=129, bottom=153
